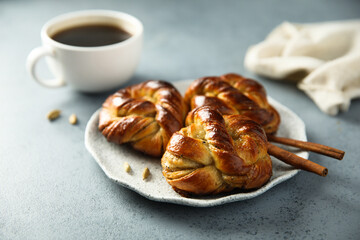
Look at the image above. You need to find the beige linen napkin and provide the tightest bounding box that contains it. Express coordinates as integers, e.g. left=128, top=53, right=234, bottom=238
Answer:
left=245, top=20, right=360, bottom=115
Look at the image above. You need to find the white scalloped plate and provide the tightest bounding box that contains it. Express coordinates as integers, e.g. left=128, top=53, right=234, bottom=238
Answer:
left=85, top=80, right=308, bottom=207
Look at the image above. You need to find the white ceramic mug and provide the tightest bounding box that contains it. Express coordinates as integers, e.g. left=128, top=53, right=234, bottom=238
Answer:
left=26, top=10, right=143, bottom=92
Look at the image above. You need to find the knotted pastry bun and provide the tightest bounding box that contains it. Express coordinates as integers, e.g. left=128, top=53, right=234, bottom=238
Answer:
left=184, top=73, right=280, bottom=134
left=99, top=80, right=187, bottom=157
left=161, top=106, right=272, bottom=196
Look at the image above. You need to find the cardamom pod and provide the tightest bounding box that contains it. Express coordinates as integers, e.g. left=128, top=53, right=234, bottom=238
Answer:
left=142, top=167, right=150, bottom=180
left=69, top=114, right=77, bottom=125
left=124, top=162, right=131, bottom=173
left=47, top=109, right=61, bottom=121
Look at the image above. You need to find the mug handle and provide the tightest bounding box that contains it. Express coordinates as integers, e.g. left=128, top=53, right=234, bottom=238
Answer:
left=26, top=46, right=66, bottom=88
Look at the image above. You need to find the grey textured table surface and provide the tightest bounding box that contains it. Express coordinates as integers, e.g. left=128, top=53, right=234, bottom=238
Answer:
left=1, top=0, right=360, bottom=239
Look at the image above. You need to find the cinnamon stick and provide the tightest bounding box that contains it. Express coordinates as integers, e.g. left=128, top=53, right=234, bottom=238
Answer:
left=267, top=143, right=328, bottom=177
left=267, top=135, right=344, bottom=160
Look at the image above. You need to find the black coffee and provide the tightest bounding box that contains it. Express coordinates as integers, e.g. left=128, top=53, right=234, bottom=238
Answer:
left=51, top=24, right=132, bottom=47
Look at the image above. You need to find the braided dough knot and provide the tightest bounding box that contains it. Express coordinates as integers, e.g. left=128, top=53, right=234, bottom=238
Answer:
left=161, top=106, right=272, bottom=195
left=184, top=73, right=280, bottom=134
left=99, top=80, right=187, bottom=157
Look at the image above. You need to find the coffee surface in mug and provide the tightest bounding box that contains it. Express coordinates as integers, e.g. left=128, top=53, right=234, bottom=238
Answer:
left=51, top=24, right=132, bottom=47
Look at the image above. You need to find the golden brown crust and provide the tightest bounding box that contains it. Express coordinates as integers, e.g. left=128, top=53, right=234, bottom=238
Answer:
left=161, top=106, right=272, bottom=195
left=99, top=80, right=187, bottom=157
left=184, top=73, right=280, bottom=134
